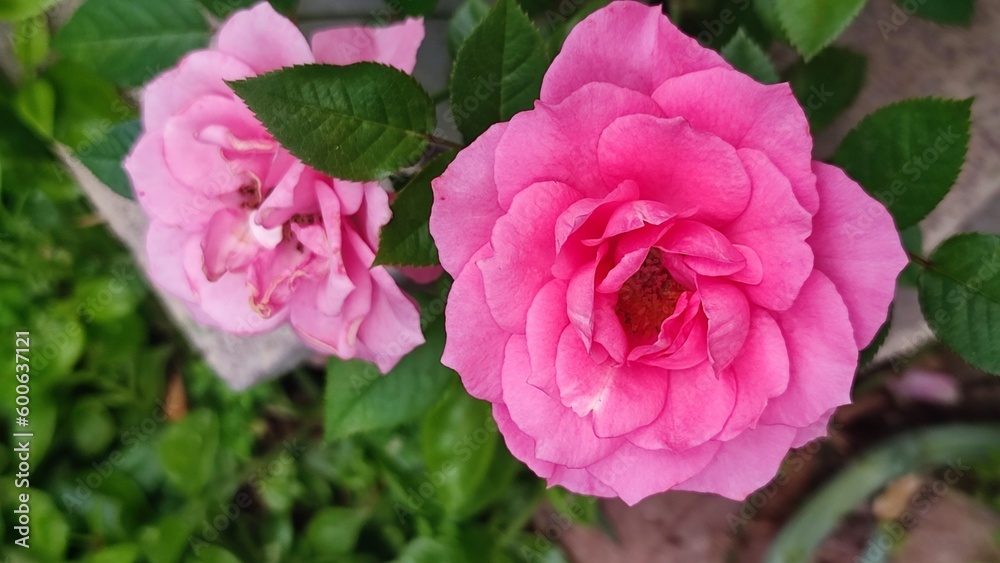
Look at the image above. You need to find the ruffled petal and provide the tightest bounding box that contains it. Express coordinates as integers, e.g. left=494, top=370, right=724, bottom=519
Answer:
left=311, top=18, right=424, bottom=73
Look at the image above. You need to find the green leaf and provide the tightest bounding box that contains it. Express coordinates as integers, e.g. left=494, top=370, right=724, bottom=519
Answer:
left=301, top=507, right=368, bottom=556
left=833, top=98, right=972, bottom=229
left=420, top=382, right=498, bottom=516
left=22, top=490, right=69, bottom=560
left=0, top=0, right=59, bottom=21
left=775, top=0, right=868, bottom=60
left=449, top=0, right=491, bottom=56
left=13, top=15, right=50, bottom=71
left=13, top=79, right=56, bottom=139
left=753, top=0, right=788, bottom=43
left=70, top=398, right=117, bottom=457
left=231, top=63, right=436, bottom=182
left=398, top=0, right=439, bottom=16
left=918, top=233, right=1000, bottom=374
left=893, top=0, right=974, bottom=26
left=789, top=46, right=866, bottom=132
left=858, top=314, right=890, bottom=368
left=393, top=538, right=465, bottom=563
left=450, top=0, right=547, bottom=141
left=52, top=0, right=210, bottom=87
left=720, top=28, right=778, bottom=84
left=375, top=151, right=456, bottom=267
left=83, top=544, right=142, bottom=563
left=898, top=224, right=923, bottom=287
left=324, top=319, right=452, bottom=441
left=75, top=120, right=141, bottom=199
left=196, top=0, right=299, bottom=17
left=186, top=546, right=241, bottom=563
left=46, top=59, right=134, bottom=150
left=157, top=409, right=220, bottom=496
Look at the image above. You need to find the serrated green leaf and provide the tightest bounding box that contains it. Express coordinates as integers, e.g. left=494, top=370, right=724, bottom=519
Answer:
left=449, top=0, right=491, bottom=56
left=918, top=233, right=1000, bottom=374
left=324, top=319, right=451, bottom=441
left=789, top=46, right=866, bottom=132
left=451, top=0, right=547, bottom=141
left=898, top=224, right=923, bottom=287
left=52, top=0, right=210, bottom=87
left=375, top=151, right=456, bottom=267
left=720, top=28, right=778, bottom=84
left=775, top=0, right=868, bottom=60
left=833, top=98, right=972, bottom=229
left=753, top=0, right=788, bottom=43
left=196, top=0, right=299, bottom=17
left=231, top=63, right=436, bottom=182
left=859, top=314, right=890, bottom=368
left=893, top=0, right=974, bottom=26
left=75, top=120, right=141, bottom=199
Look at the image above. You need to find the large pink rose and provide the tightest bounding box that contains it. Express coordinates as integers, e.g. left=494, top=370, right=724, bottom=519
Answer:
left=430, top=1, right=906, bottom=504
left=125, top=3, right=426, bottom=374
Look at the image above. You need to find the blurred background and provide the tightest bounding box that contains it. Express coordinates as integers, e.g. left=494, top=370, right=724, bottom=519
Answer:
left=2, top=0, right=1000, bottom=561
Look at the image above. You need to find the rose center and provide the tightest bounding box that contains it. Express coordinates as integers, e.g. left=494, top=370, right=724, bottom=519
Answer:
left=614, top=248, right=684, bottom=340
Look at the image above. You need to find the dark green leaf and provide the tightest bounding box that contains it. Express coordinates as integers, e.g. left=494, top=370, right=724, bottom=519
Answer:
left=46, top=59, right=133, bottom=150
left=301, top=507, right=367, bottom=556
left=918, top=233, right=1000, bottom=374
left=375, top=151, right=456, bottom=267
left=70, top=399, right=117, bottom=456
left=393, top=537, right=465, bottom=563
left=231, top=63, right=436, bottom=182
left=186, top=546, right=241, bottom=563
left=449, top=0, right=491, bottom=56
left=196, top=0, right=299, bottom=17
left=898, top=224, right=923, bottom=287
left=775, top=0, right=868, bottom=60
left=13, top=15, right=50, bottom=71
left=157, top=409, right=220, bottom=496
left=83, top=544, right=142, bottom=563
left=324, top=319, right=452, bottom=440
left=753, top=0, right=788, bottom=43
left=833, top=98, right=972, bottom=229
left=720, top=28, right=778, bottom=84
left=859, top=314, right=890, bottom=368
left=13, top=79, right=55, bottom=138
left=52, top=0, right=210, bottom=87
left=420, top=382, right=498, bottom=516
left=893, top=0, right=974, bottom=26
left=789, top=46, right=866, bottom=132
left=450, top=0, right=547, bottom=141
left=75, top=120, right=141, bottom=199
left=397, top=0, right=439, bottom=16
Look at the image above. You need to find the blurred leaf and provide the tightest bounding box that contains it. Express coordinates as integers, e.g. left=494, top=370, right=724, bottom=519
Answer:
left=763, top=424, right=1000, bottom=562
left=46, top=59, right=132, bottom=150
left=70, top=399, right=117, bottom=457
left=720, top=28, right=778, bottom=84
left=420, top=382, right=497, bottom=517
left=13, top=79, right=56, bottom=138
left=140, top=506, right=204, bottom=563
left=186, top=546, right=241, bottom=563
left=775, top=0, right=867, bottom=60
left=375, top=151, right=455, bottom=267
left=21, top=489, right=69, bottom=560
left=157, top=409, right=219, bottom=496
left=74, top=119, right=139, bottom=199
left=53, top=0, right=210, bottom=87
left=858, top=313, right=891, bottom=368
left=13, top=14, right=50, bottom=71
left=918, top=233, right=1000, bottom=374
left=449, top=0, right=490, bottom=56
left=301, top=507, right=368, bottom=556
left=0, top=0, right=59, bottom=21
left=324, top=320, right=452, bottom=441
left=230, top=63, right=436, bottom=182
left=894, top=0, right=974, bottom=26
left=393, top=537, right=465, bottom=563
left=833, top=98, right=972, bottom=230
left=83, top=544, right=141, bottom=563
left=789, top=46, right=866, bottom=132
left=451, top=0, right=547, bottom=141
left=753, top=0, right=788, bottom=43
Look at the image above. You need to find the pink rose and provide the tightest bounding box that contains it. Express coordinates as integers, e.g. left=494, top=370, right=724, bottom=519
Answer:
left=125, top=3, right=427, bottom=374
left=430, top=1, right=906, bottom=503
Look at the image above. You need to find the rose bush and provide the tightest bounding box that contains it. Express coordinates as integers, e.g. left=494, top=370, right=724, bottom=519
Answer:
left=431, top=1, right=907, bottom=504
left=126, top=4, right=426, bottom=376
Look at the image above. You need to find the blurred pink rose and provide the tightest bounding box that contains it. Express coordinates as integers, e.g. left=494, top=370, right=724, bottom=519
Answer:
left=126, top=3, right=426, bottom=374
left=430, top=1, right=906, bottom=504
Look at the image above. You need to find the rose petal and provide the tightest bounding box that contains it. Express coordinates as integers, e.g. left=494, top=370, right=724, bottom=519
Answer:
left=311, top=19, right=424, bottom=73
